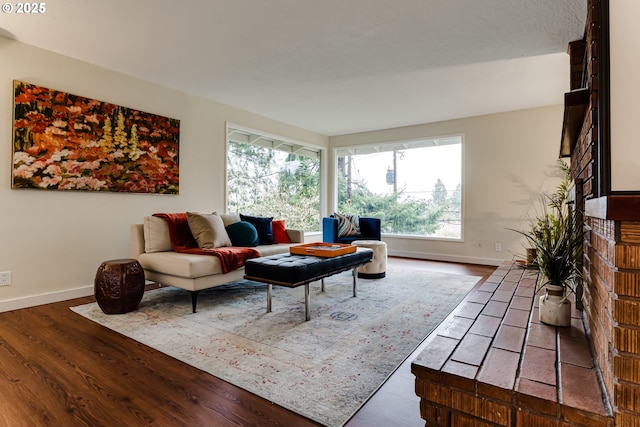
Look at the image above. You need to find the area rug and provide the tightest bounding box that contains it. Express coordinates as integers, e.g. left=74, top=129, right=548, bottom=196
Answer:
left=71, top=267, right=480, bottom=426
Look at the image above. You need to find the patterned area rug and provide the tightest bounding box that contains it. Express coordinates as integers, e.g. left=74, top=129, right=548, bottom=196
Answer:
left=71, top=267, right=479, bottom=426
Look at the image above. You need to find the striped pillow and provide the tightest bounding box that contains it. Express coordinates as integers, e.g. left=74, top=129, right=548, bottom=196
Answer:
left=335, top=213, right=360, bottom=237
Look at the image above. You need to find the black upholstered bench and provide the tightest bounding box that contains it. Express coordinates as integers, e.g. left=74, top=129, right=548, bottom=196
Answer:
left=244, top=248, right=373, bottom=320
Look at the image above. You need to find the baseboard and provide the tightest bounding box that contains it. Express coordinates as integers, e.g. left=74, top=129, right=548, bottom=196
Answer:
left=388, top=249, right=507, bottom=267
left=0, top=285, right=94, bottom=313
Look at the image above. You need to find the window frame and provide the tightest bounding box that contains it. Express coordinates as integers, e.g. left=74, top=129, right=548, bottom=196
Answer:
left=225, top=123, right=326, bottom=232
left=332, top=134, right=464, bottom=241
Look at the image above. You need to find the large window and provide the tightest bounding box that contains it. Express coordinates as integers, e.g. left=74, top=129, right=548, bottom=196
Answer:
left=337, top=135, right=462, bottom=239
left=226, top=126, right=321, bottom=232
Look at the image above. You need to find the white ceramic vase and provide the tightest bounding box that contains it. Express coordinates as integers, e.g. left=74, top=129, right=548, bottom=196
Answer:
left=539, top=284, right=571, bottom=327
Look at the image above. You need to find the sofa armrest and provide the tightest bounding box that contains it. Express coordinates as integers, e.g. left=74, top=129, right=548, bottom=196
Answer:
left=130, top=224, right=146, bottom=259
left=285, top=228, right=304, bottom=243
left=322, top=217, right=339, bottom=243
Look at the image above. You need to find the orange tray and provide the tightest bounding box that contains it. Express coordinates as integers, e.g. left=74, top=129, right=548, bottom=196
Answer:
left=290, top=242, right=356, bottom=257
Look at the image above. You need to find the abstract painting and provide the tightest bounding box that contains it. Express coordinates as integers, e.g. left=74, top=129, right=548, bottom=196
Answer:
left=12, top=81, right=180, bottom=194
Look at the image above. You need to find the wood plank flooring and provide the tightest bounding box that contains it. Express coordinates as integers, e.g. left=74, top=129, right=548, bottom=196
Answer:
left=0, top=257, right=495, bottom=427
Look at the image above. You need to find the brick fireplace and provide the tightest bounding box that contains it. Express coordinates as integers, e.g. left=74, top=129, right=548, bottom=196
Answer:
left=412, top=1, right=640, bottom=425
left=569, top=0, right=640, bottom=425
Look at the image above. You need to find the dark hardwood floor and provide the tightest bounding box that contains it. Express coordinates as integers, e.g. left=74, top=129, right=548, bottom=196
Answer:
left=0, top=258, right=495, bottom=427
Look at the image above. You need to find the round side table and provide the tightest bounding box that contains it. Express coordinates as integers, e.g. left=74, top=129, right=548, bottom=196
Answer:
left=94, top=258, right=145, bottom=314
left=352, top=240, right=387, bottom=279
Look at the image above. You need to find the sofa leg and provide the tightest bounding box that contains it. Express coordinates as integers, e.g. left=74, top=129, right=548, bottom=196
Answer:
left=190, top=291, right=200, bottom=313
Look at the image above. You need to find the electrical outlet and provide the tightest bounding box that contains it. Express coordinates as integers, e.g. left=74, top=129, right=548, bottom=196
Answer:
left=494, top=243, right=502, bottom=252
left=0, top=271, right=11, bottom=286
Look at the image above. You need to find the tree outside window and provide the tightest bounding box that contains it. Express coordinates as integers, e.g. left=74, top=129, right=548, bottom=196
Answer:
left=226, top=135, right=321, bottom=232
left=337, top=136, right=462, bottom=239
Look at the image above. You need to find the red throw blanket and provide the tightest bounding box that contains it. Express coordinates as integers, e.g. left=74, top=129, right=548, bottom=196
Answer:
left=153, top=213, right=260, bottom=274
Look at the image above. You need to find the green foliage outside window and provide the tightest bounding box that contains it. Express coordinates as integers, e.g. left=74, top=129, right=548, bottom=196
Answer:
left=337, top=148, right=462, bottom=238
left=337, top=172, right=447, bottom=235
left=227, top=136, right=462, bottom=238
left=227, top=141, right=320, bottom=231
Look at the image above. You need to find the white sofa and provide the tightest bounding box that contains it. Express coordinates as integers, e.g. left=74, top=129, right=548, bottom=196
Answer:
left=130, top=217, right=304, bottom=312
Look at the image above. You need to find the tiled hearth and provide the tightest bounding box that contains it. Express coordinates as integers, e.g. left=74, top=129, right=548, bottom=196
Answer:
left=411, top=261, right=613, bottom=427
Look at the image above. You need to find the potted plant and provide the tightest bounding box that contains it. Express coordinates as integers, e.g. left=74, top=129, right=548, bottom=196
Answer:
left=512, top=160, right=583, bottom=326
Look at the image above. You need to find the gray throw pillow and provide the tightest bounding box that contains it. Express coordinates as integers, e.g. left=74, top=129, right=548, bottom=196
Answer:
left=217, top=212, right=241, bottom=227
left=143, top=216, right=173, bottom=253
left=187, top=212, right=232, bottom=248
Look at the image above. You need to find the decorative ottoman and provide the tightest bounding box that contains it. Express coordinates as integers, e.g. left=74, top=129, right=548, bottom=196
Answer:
left=94, top=258, right=145, bottom=314
left=352, top=240, right=387, bottom=278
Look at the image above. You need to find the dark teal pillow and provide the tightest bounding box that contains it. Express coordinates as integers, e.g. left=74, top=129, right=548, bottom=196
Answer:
left=225, top=221, right=259, bottom=247
left=240, top=214, right=274, bottom=245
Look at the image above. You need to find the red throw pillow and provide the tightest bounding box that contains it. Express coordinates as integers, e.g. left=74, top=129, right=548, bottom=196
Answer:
left=272, top=219, right=291, bottom=243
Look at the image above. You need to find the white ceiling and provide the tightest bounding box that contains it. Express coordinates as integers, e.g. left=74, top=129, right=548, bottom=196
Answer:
left=0, top=0, right=587, bottom=136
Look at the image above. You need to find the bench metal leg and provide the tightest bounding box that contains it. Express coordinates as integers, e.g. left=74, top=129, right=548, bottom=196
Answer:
left=352, top=267, right=358, bottom=297
left=267, top=282, right=310, bottom=321
left=257, top=260, right=369, bottom=321
left=305, top=283, right=310, bottom=321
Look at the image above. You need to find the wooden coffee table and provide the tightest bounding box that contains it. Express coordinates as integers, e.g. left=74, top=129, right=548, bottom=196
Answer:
left=244, top=248, right=373, bottom=320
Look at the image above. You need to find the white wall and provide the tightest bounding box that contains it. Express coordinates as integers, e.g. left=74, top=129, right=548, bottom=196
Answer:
left=0, top=38, right=327, bottom=311
left=330, top=105, right=565, bottom=265
left=609, top=0, right=640, bottom=192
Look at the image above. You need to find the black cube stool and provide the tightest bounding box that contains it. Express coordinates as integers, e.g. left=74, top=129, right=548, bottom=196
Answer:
left=94, top=258, right=145, bottom=314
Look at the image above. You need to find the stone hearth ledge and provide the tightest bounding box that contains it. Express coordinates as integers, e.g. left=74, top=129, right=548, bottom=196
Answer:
left=411, top=261, right=614, bottom=427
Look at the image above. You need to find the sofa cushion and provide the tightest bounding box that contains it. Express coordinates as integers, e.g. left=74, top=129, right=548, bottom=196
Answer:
left=272, top=219, right=291, bottom=244
left=226, top=221, right=259, bottom=247
left=139, top=251, right=224, bottom=278
left=187, top=212, right=232, bottom=249
left=334, top=212, right=360, bottom=237
left=240, top=214, right=274, bottom=245
left=255, top=243, right=296, bottom=257
left=138, top=242, right=296, bottom=279
left=143, top=216, right=173, bottom=253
